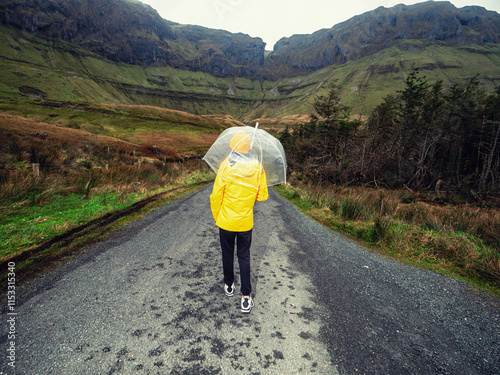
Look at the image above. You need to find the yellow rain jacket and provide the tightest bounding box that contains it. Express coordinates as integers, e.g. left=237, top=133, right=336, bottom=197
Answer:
left=210, top=134, right=268, bottom=232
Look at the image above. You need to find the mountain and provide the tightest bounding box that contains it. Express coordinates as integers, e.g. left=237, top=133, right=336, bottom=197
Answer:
left=265, top=1, right=500, bottom=78
left=2, top=0, right=499, bottom=79
left=1, top=0, right=500, bottom=119
left=0, top=0, right=265, bottom=77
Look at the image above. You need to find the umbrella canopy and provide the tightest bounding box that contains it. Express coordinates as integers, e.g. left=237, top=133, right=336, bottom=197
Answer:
left=203, top=123, right=287, bottom=188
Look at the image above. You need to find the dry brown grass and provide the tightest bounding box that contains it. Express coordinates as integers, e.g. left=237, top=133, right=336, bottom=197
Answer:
left=98, top=103, right=246, bottom=129
left=0, top=113, right=135, bottom=148
left=306, top=184, right=500, bottom=249
left=280, top=178, right=500, bottom=292
left=254, top=114, right=369, bottom=133
left=0, top=108, right=217, bottom=209
left=0, top=104, right=240, bottom=160
left=134, top=132, right=219, bottom=158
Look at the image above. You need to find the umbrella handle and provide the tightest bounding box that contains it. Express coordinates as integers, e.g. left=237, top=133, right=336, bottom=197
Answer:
left=250, top=122, right=264, bottom=189
left=250, top=122, right=259, bottom=149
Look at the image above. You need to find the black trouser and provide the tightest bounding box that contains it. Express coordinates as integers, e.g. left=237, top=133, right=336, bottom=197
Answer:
left=219, top=228, right=252, bottom=296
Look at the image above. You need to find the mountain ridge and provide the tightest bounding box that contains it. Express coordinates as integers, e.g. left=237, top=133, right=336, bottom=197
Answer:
left=265, top=1, right=500, bottom=77
left=2, top=0, right=500, bottom=79
left=0, top=0, right=266, bottom=78
left=1, top=1, right=500, bottom=120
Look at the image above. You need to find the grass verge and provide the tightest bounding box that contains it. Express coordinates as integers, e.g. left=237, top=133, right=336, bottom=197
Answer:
left=275, top=181, right=500, bottom=297
left=0, top=162, right=214, bottom=285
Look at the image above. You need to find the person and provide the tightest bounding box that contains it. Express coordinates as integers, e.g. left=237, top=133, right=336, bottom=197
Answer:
left=210, top=131, right=268, bottom=313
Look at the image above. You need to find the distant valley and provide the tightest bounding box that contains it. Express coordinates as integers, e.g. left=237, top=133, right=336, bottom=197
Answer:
left=1, top=0, right=500, bottom=120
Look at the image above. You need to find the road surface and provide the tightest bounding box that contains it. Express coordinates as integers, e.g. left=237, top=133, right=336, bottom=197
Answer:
left=1, top=185, right=499, bottom=374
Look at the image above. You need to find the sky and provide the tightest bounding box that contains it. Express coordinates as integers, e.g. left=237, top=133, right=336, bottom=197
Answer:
left=138, top=0, right=500, bottom=50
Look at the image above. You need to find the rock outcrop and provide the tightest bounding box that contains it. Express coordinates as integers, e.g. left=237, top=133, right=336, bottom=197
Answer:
left=265, top=1, right=500, bottom=77
left=0, top=0, right=265, bottom=77
left=1, top=0, right=499, bottom=79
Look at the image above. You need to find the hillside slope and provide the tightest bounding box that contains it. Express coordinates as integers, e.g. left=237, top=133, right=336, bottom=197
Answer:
left=0, top=100, right=246, bottom=157
left=266, top=1, right=500, bottom=78
left=2, top=0, right=499, bottom=80
left=1, top=1, right=500, bottom=119
left=0, top=0, right=265, bottom=78
left=2, top=22, right=500, bottom=120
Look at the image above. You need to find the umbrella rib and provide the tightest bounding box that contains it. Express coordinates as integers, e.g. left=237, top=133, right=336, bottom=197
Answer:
left=202, top=124, right=286, bottom=187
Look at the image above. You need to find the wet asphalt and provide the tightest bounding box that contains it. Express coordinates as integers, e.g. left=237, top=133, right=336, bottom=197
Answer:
left=1, top=184, right=499, bottom=374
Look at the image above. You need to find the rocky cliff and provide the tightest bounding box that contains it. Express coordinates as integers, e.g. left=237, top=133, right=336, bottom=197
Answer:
left=0, top=0, right=265, bottom=77
left=266, top=1, right=500, bottom=77
left=1, top=0, right=499, bottom=80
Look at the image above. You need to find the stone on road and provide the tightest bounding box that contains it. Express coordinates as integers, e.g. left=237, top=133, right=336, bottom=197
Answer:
left=1, top=185, right=498, bottom=374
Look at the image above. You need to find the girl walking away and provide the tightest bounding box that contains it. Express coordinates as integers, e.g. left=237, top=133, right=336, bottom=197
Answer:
left=209, top=132, right=268, bottom=313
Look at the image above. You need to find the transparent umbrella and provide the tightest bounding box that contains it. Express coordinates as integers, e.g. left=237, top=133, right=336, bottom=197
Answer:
left=203, top=123, right=287, bottom=189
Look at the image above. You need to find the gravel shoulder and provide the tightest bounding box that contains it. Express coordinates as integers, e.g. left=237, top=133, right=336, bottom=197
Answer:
left=1, top=185, right=498, bottom=374
left=277, top=189, right=499, bottom=374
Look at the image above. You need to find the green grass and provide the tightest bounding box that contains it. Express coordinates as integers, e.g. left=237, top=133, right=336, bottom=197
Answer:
left=0, top=165, right=213, bottom=284
left=0, top=191, right=138, bottom=259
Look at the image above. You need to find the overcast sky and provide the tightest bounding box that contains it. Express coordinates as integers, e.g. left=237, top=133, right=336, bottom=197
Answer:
left=138, top=0, right=500, bottom=49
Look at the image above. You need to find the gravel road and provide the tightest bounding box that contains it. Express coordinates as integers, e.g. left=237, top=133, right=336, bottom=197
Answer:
left=1, top=184, right=499, bottom=374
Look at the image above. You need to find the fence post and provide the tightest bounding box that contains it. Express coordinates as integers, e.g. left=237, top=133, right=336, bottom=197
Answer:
left=138, top=159, right=142, bottom=169
left=32, top=163, right=40, bottom=177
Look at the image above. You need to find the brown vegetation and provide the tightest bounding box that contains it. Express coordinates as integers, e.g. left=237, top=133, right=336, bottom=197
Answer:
left=253, top=115, right=310, bottom=130
left=0, top=110, right=216, bottom=208
left=0, top=112, right=134, bottom=148
left=280, top=179, right=500, bottom=291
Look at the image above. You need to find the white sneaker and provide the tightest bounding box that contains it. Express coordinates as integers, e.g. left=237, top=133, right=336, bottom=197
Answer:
left=224, top=283, right=234, bottom=297
left=241, top=296, right=254, bottom=313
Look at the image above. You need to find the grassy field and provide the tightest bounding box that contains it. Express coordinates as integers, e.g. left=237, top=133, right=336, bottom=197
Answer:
left=0, top=98, right=245, bottom=156
left=275, top=179, right=500, bottom=296
left=0, top=160, right=213, bottom=279
left=0, top=161, right=213, bottom=259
